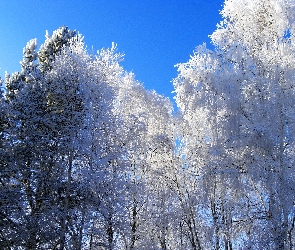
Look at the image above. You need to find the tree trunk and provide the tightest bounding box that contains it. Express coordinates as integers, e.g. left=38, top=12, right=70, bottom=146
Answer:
left=107, top=217, right=114, bottom=250
left=60, top=151, right=73, bottom=250
left=130, top=197, right=138, bottom=249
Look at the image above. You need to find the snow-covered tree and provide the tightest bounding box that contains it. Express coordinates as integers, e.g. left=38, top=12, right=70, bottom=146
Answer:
left=2, top=27, right=121, bottom=249
left=0, top=77, right=23, bottom=248
left=2, top=0, right=295, bottom=248
left=110, top=71, right=174, bottom=249
left=2, top=25, right=175, bottom=249
left=3, top=28, right=84, bottom=249
left=38, top=26, right=76, bottom=72
left=174, top=0, right=295, bottom=248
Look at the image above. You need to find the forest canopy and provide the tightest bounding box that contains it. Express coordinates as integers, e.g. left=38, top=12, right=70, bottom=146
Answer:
left=1, top=0, right=295, bottom=249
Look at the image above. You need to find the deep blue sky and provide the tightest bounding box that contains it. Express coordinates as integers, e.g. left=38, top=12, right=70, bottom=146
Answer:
left=0, top=0, right=224, bottom=102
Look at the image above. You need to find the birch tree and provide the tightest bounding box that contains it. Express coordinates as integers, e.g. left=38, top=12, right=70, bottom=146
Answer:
left=174, top=0, right=295, bottom=248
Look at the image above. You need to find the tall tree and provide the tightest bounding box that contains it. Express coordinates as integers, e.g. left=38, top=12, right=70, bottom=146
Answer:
left=174, top=0, right=295, bottom=248
left=2, top=1, right=295, bottom=248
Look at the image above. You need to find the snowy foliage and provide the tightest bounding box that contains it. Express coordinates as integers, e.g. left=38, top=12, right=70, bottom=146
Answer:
left=1, top=0, right=295, bottom=249
left=174, top=0, right=295, bottom=249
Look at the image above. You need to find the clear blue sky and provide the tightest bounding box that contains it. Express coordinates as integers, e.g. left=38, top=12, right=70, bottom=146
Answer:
left=0, top=0, right=223, bottom=103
